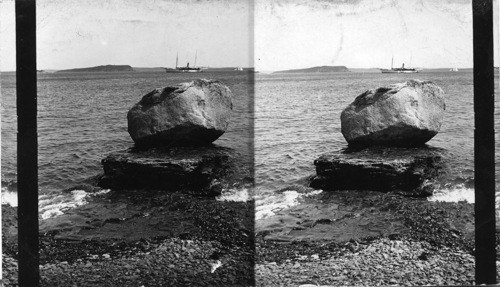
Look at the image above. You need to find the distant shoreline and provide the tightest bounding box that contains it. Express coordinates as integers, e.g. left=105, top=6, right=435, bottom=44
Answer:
left=55, top=65, right=134, bottom=73
left=2, top=67, right=490, bottom=73
left=273, top=65, right=350, bottom=73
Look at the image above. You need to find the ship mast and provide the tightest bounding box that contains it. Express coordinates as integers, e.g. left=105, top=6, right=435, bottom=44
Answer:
left=391, top=55, right=394, bottom=69
left=194, top=50, right=197, bottom=68
left=175, top=52, right=178, bottom=69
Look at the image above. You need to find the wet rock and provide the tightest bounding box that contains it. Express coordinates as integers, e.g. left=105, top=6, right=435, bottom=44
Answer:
left=97, top=146, right=237, bottom=195
left=341, top=80, right=445, bottom=147
left=310, top=147, right=443, bottom=196
left=127, top=79, right=233, bottom=148
left=256, top=190, right=409, bottom=243
left=2, top=204, right=18, bottom=239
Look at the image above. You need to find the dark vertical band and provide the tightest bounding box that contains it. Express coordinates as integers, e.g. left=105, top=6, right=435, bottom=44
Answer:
left=472, top=0, right=496, bottom=284
left=247, top=0, right=256, bottom=285
left=15, top=0, right=39, bottom=286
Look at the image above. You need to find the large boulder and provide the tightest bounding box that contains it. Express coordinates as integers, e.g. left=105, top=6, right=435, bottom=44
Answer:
left=341, top=80, right=445, bottom=146
left=127, top=79, right=233, bottom=147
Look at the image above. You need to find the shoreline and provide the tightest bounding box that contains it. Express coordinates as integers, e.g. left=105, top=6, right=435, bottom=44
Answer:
left=2, top=187, right=255, bottom=286
left=255, top=189, right=500, bottom=286
left=3, top=174, right=500, bottom=285
left=3, top=182, right=500, bottom=285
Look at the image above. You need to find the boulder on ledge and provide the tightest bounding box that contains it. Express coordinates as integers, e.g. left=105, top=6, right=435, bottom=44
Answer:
left=127, top=79, right=233, bottom=148
left=310, top=147, right=444, bottom=197
left=97, top=146, right=237, bottom=195
left=341, top=80, right=445, bottom=147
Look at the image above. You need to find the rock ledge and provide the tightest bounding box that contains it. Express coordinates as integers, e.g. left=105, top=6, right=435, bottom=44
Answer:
left=310, top=147, right=443, bottom=196
left=97, top=146, right=237, bottom=195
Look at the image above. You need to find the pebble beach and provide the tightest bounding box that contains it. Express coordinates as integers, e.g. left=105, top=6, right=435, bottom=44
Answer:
left=255, top=190, right=500, bottom=286
left=2, top=188, right=255, bottom=286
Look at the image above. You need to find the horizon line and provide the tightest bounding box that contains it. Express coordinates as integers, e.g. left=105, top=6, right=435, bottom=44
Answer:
left=4, top=65, right=500, bottom=73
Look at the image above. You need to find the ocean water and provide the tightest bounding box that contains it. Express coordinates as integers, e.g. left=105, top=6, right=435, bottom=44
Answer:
left=1, top=71, right=253, bottom=214
left=254, top=71, right=500, bottom=219
left=2, top=71, right=500, bottom=220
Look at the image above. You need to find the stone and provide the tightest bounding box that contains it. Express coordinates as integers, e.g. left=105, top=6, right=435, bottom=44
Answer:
left=310, top=147, right=444, bottom=196
left=127, top=79, right=233, bottom=147
left=97, top=146, right=237, bottom=195
left=341, top=80, right=445, bottom=146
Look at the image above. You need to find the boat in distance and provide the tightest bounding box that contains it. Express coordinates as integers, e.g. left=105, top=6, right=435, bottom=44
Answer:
left=164, top=52, right=203, bottom=73
left=380, top=56, right=419, bottom=73
left=164, top=62, right=202, bottom=73
left=380, top=64, right=419, bottom=73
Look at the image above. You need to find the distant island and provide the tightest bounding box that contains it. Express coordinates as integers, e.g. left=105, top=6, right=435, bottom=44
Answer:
left=273, top=66, right=350, bottom=73
left=56, top=65, right=134, bottom=73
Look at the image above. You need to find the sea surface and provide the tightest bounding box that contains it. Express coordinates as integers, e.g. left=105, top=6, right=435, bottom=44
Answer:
left=254, top=71, right=500, bottom=219
left=1, top=71, right=253, bottom=218
left=2, top=71, right=499, bottom=220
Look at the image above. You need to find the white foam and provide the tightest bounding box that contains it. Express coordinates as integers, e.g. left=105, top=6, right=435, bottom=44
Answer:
left=1, top=188, right=110, bottom=219
left=428, top=185, right=475, bottom=203
left=255, top=189, right=322, bottom=220
left=216, top=187, right=251, bottom=202
left=1, top=187, right=18, bottom=207
left=429, top=186, right=500, bottom=221
left=43, top=189, right=111, bottom=220
left=39, top=189, right=89, bottom=219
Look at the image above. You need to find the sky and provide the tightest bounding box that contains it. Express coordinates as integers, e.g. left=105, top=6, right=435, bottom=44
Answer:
left=0, top=0, right=498, bottom=71
left=255, top=0, right=499, bottom=71
left=0, top=0, right=253, bottom=70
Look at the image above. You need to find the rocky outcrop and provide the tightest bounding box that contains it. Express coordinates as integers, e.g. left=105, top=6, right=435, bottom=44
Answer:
left=310, top=147, right=444, bottom=197
left=127, top=79, right=233, bottom=148
left=341, top=80, right=445, bottom=146
left=97, top=146, right=238, bottom=195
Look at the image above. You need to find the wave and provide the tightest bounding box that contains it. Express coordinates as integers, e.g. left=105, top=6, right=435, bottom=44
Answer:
left=255, top=185, right=322, bottom=220
left=1, top=185, right=110, bottom=220
left=38, top=189, right=110, bottom=219
left=428, top=184, right=475, bottom=204
left=429, top=183, right=500, bottom=208
left=1, top=188, right=18, bottom=207
left=217, top=187, right=252, bottom=202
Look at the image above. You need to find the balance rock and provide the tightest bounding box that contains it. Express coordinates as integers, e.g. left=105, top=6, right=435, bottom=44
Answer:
left=128, top=79, right=233, bottom=147
left=341, top=80, right=445, bottom=146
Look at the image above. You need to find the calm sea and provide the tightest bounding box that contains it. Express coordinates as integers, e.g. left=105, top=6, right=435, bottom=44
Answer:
left=1, top=71, right=253, bottom=217
left=1, top=71, right=499, bottom=219
left=254, top=71, right=500, bottom=219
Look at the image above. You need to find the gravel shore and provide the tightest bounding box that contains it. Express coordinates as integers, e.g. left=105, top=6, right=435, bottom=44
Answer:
left=256, top=190, right=500, bottom=286
left=4, top=238, right=253, bottom=286
left=257, top=238, right=479, bottom=286
left=3, top=186, right=500, bottom=286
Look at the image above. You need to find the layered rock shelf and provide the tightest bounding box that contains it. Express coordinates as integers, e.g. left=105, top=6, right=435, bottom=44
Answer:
left=310, top=147, right=444, bottom=196
left=97, top=146, right=237, bottom=195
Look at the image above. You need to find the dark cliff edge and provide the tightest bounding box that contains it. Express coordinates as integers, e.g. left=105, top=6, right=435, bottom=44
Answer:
left=56, top=65, right=135, bottom=73
left=273, top=65, right=350, bottom=73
